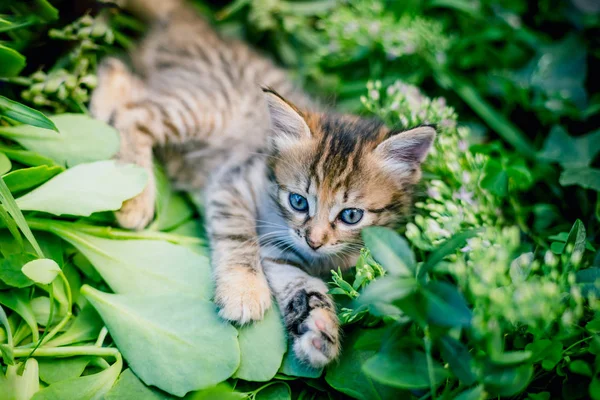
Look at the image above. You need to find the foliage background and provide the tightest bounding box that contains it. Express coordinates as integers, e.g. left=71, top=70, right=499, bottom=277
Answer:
left=0, top=0, right=599, bottom=399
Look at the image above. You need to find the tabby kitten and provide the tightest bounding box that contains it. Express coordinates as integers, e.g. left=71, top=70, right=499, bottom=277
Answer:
left=91, top=0, right=435, bottom=367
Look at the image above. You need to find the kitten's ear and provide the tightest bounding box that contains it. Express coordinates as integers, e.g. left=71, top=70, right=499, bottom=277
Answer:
left=374, top=126, right=436, bottom=178
left=263, top=88, right=311, bottom=150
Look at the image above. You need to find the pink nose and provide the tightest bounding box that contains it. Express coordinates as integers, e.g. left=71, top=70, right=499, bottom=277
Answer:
left=305, top=236, right=323, bottom=250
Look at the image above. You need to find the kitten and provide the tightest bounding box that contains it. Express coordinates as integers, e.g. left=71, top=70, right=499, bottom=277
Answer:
left=91, top=0, right=435, bottom=367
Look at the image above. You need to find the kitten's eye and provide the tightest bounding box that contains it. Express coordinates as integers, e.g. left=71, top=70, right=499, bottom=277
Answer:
left=289, top=193, right=309, bottom=212
left=339, top=208, right=364, bottom=225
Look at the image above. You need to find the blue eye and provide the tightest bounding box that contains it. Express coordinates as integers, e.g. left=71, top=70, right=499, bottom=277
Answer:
left=339, top=208, right=364, bottom=225
left=289, top=193, right=309, bottom=212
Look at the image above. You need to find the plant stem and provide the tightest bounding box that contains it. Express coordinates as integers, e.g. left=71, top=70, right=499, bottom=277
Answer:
left=14, top=346, right=119, bottom=358
left=424, top=327, right=437, bottom=400
left=26, top=217, right=204, bottom=245
left=95, top=327, right=109, bottom=347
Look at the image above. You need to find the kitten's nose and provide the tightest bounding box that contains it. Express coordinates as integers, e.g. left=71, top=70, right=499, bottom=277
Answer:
left=305, top=236, right=323, bottom=250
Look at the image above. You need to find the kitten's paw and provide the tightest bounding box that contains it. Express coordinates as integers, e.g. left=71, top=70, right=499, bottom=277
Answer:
left=215, top=268, right=272, bottom=324
left=115, top=189, right=155, bottom=230
left=290, top=291, right=340, bottom=368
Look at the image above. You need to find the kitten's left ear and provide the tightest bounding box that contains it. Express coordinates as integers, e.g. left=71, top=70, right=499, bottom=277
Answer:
left=263, top=88, right=311, bottom=151
left=374, top=126, right=436, bottom=178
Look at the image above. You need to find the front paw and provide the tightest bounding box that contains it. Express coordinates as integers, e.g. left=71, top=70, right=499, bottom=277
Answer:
left=289, top=291, right=340, bottom=368
left=115, top=187, right=155, bottom=230
left=215, top=268, right=272, bottom=324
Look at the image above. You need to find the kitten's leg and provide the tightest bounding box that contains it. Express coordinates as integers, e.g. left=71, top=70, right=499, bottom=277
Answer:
left=205, top=159, right=272, bottom=324
left=89, top=58, right=146, bottom=123
left=263, top=261, right=340, bottom=367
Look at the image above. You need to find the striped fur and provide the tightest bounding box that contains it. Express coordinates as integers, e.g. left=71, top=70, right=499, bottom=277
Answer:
left=91, top=0, right=435, bottom=368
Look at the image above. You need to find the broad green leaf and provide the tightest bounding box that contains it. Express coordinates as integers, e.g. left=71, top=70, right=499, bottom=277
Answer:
left=326, top=329, right=409, bottom=400
left=0, top=289, right=39, bottom=342
left=279, top=346, right=323, bottom=379
left=51, top=229, right=211, bottom=296
left=22, top=258, right=61, bottom=284
left=0, top=96, right=58, bottom=131
left=0, top=44, right=26, bottom=77
left=105, top=368, right=172, bottom=400
left=423, top=281, right=472, bottom=327
left=560, top=167, right=600, bottom=191
left=0, top=152, right=11, bottom=175
left=362, top=227, right=415, bottom=276
left=0, top=253, right=36, bottom=288
left=0, top=114, right=120, bottom=167
left=439, top=336, right=476, bottom=385
left=31, top=296, right=61, bottom=326
left=362, top=347, right=447, bottom=389
left=419, top=229, right=479, bottom=277
left=32, top=353, right=122, bottom=400
left=539, top=126, right=600, bottom=168
left=234, top=306, right=286, bottom=381
left=152, top=166, right=194, bottom=231
left=82, top=285, right=240, bottom=396
left=256, top=382, right=292, bottom=400
left=480, top=159, right=508, bottom=197
left=482, top=363, right=533, bottom=397
left=4, top=165, right=63, bottom=193
left=16, top=161, right=147, bottom=216
left=44, top=303, right=103, bottom=347
left=0, top=358, right=39, bottom=400
left=525, top=339, right=562, bottom=370
left=38, top=357, right=93, bottom=384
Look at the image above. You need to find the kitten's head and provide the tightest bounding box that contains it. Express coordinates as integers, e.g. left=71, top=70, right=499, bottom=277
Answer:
left=264, top=89, right=435, bottom=264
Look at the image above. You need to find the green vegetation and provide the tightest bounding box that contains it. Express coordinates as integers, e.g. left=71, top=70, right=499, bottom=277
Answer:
left=0, top=0, right=598, bottom=399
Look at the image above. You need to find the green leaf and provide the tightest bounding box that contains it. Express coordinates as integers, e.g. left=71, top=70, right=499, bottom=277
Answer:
left=525, top=339, right=562, bottom=369
left=0, top=304, right=13, bottom=349
left=423, top=281, right=472, bottom=327
left=439, top=336, right=476, bottom=385
left=539, top=126, right=600, bottom=168
left=21, top=258, right=61, bottom=284
left=0, top=145, right=58, bottom=167
left=44, top=303, right=103, bottom=347
left=234, top=306, right=286, bottom=381
left=104, top=368, right=172, bottom=400
left=3, top=165, right=63, bottom=193
left=419, top=230, right=479, bottom=277
left=15, top=161, right=147, bottom=216
left=0, top=358, right=39, bottom=400
left=569, top=360, right=592, bottom=377
left=560, top=167, right=600, bottom=191
left=0, top=253, right=36, bottom=288
left=362, top=227, right=415, bottom=276
left=256, top=382, right=292, bottom=400
left=0, top=96, right=58, bottom=131
left=279, top=346, right=322, bottom=379
left=355, top=276, right=416, bottom=313
left=0, top=114, right=120, bottom=167
left=454, top=385, right=485, bottom=400
left=189, top=384, right=246, bottom=400
left=565, top=219, right=586, bottom=267
left=0, top=203, right=23, bottom=246
left=50, top=229, right=211, bottom=296
left=27, top=0, right=59, bottom=21
left=0, top=178, right=44, bottom=258
left=0, top=289, right=39, bottom=342
left=0, top=44, right=26, bottom=77
left=326, top=329, right=409, bottom=400
left=0, top=152, right=11, bottom=175
left=480, top=158, right=508, bottom=197
left=81, top=285, right=240, bottom=396
left=32, top=354, right=122, bottom=400
left=482, top=363, right=533, bottom=397
left=362, top=347, right=447, bottom=390
left=489, top=350, right=532, bottom=366
left=38, top=357, right=93, bottom=384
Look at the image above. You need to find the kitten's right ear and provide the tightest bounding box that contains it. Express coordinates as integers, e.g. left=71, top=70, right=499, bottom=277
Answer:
left=263, top=88, right=311, bottom=151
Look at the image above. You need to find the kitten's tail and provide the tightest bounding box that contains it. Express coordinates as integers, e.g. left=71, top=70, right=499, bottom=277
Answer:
left=108, top=0, right=186, bottom=22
